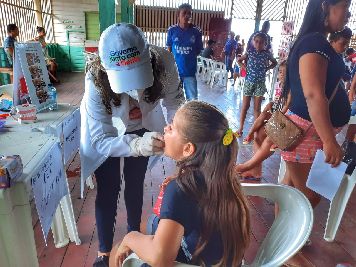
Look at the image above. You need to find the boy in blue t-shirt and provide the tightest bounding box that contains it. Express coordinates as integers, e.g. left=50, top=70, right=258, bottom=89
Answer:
left=167, top=3, right=203, bottom=100
left=223, top=31, right=237, bottom=79
left=3, top=24, right=19, bottom=67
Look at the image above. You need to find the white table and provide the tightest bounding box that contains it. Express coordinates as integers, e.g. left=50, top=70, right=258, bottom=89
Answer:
left=0, top=132, right=59, bottom=267
left=2, top=103, right=81, bottom=248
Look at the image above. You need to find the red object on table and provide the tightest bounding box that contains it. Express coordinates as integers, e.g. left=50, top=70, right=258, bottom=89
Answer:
left=85, top=47, right=98, bottom=53
left=0, top=113, right=10, bottom=119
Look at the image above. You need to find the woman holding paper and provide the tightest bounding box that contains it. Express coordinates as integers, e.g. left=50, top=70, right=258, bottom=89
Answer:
left=280, top=0, right=351, bottom=208
left=80, top=23, right=184, bottom=267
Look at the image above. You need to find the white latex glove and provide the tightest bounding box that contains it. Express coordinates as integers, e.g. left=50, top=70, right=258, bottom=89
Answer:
left=129, top=132, right=165, bottom=157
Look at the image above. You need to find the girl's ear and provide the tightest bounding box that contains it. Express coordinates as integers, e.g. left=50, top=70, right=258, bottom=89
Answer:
left=183, top=142, right=196, bottom=157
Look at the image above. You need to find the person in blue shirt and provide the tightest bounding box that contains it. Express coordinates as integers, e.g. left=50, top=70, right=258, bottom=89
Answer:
left=237, top=32, right=277, bottom=137
left=3, top=24, right=19, bottom=67
left=280, top=0, right=351, bottom=210
left=222, top=31, right=237, bottom=79
left=167, top=3, right=203, bottom=100
left=247, top=21, right=272, bottom=52
left=115, top=101, right=250, bottom=267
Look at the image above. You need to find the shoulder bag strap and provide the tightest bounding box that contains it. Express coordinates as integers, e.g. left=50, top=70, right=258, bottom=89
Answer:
left=304, top=79, right=341, bottom=134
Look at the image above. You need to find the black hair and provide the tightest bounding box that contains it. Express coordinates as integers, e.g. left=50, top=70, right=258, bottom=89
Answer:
left=178, top=3, right=192, bottom=12
left=283, top=0, right=350, bottom=99
left=36, top=26, right=45, bottom=33
left=253, top=32, right=267, bottom=43
left=346, top=47, right=355, bottom=55
left=297, top=0, right=350, bottom=39
left=7, top=24, right=17, bottom=33
left=261, top=21, right=270, bottom=32
left=329, top=26, right=353, bottom=42
left=207, top=39, right=216, bottom=46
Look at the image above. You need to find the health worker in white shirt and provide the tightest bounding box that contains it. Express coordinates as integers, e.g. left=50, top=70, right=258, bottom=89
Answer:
left=80, top=23, right=185, bottom=267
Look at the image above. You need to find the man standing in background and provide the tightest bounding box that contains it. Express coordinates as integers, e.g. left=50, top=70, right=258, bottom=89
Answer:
left=223, top=31, right=237, bottom=79
left=3, top=24, right=19, bottom=67
left=167, top=3, right=203, bottom=100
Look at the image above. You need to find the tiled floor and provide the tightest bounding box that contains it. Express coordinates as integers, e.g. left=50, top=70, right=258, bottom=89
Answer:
left=34, top=72, right=356, bottom=267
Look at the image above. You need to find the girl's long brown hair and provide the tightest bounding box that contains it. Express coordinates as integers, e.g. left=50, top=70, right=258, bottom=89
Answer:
left=176, top=101, right=250, bottom=266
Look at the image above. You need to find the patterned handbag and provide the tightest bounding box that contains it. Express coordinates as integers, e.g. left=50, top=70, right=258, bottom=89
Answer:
left=264, top=80, right=341, bottom=151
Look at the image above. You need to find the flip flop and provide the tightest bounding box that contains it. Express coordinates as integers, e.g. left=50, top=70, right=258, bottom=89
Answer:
left=242, top=136, right=253, bottom=145
left=235, top=131, right=243, bottom=138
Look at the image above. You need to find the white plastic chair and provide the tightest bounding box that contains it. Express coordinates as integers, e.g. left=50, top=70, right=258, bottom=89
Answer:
left=278, top=157, right=356, bottom=242
left=210, top=61, right=228, bottom=89
left=122, top=183, right=313, bottom=267
left=196, top=56, right=204, bottom=78
left=204, top=59, right=215, bottom=85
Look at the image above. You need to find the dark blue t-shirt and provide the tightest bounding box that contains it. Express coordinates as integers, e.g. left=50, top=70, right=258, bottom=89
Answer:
left=160, top=179, right=225, bottom=266
left=224, top=38, right=237, bottom=56
left=287, top=32, right=350, bottom=128
left=4, top=36, right=16, bottom=66
left=246, top=50, right=273, bottom=83
left=167, top=24, right=203, bottom=77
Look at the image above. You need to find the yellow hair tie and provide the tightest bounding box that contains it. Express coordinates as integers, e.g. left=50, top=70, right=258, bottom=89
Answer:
left=223, top=129, right=238, bottom=146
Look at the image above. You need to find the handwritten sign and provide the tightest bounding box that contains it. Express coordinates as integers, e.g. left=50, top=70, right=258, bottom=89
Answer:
left=62, top=109, right=80, bottom=164
left=31, top=142, right=68, bottom=241
left=14, top=42, right=51, bottom=111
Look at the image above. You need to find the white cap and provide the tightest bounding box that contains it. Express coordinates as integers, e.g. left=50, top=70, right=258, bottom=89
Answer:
left=99, top=23, right=154, bottom=93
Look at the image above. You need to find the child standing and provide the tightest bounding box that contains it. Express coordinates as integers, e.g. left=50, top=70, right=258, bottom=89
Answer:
left=115, top=101, right=250, bottom=267
left=237, top=32, right=277, bottom=137
left=236, top=62, right=290, bottom=179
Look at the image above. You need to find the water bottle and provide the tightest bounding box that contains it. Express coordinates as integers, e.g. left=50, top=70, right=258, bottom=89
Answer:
left=47, top=84, right=58, bottom=110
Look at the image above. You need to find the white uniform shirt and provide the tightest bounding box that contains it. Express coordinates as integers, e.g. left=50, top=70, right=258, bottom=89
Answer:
left=80, top=46, right=184, bottom=184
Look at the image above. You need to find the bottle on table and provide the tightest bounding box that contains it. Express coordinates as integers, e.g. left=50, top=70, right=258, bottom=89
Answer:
left=47, top=83, right=58, bottom=110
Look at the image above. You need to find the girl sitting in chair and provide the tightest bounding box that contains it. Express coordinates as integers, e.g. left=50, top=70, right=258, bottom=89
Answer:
left=115, top=101, right=251, bottom=267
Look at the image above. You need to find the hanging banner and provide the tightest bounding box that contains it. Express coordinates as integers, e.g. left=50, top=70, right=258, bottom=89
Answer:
left=278, top=21, right=295, bottom=62
left=14, top=42, right=51, bottom=111
left=31, top=142, right=68, bottom=242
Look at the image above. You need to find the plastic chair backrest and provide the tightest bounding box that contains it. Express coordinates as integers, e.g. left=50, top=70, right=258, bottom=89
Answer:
left=0, top=83, right=13, bottom=96
left=278, top=155, right=356, bottom=242
left=242, top=183, right=313, bottom=267
left=122, top=184, right=313, bottom=267
left=324, top=168, right=356, bottom=241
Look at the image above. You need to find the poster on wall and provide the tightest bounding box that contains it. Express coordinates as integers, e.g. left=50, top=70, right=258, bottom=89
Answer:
left=278, top=21, right=295, bottom=61
left=13, top=42, right=51, bottom=111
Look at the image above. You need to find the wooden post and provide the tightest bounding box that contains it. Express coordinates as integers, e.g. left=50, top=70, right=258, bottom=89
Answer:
left=99, top=0, right=116, bottom=34
left=33, top=0, right=43, bottom=27
left=254, top=0, right=264, bottom=32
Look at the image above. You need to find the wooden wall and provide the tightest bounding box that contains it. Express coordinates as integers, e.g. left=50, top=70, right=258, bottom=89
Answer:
left=51, top=0, right=102, bottom=71
left=134, top=0, right=230, bottom=47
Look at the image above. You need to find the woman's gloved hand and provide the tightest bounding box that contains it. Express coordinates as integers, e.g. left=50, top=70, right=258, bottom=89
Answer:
left=130, top=132, right=165, bottom=157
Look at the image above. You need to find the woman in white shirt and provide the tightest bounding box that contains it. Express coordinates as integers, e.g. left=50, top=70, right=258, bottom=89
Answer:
left=80, top=23, right=184, bottom=267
